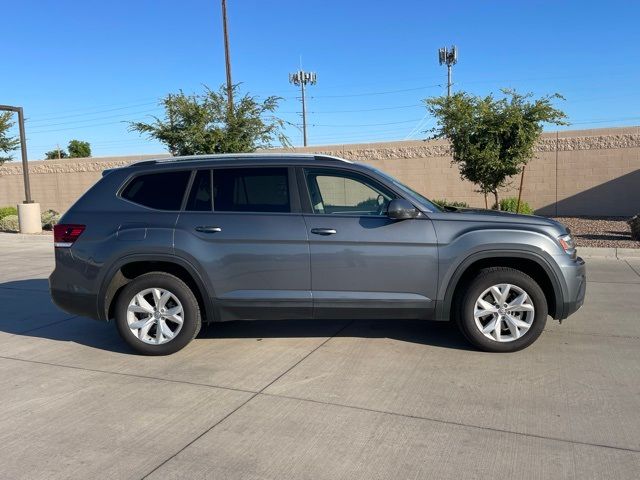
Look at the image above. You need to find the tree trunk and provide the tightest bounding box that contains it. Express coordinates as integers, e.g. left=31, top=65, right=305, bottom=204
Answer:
left=493, top=191, right=499, bottom=210
left=484, top=193, right=488, bottom=209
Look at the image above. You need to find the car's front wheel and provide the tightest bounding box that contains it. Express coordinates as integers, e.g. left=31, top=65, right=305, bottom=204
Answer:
left=456, top=267, right=547, bottom=352
left=115, top=272, right=201, bottom=355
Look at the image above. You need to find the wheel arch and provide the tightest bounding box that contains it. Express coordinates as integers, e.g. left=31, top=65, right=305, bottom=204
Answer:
left=98, top=254, right=215, bottom=324
left=437, top=250, right=566, bottom=321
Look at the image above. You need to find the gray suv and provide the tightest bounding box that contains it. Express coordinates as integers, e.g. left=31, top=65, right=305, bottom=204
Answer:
left=49, top=154, right=586, bottom=355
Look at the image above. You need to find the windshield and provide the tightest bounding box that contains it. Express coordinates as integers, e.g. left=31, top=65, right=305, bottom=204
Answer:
left=365, top=166, right=443, bottom=212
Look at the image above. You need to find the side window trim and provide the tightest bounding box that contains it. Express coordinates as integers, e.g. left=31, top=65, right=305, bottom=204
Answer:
left=295, top=167, right=313, bottom=213
left=182, top=169, right=214, bottom=212
left=209, top=168, right=216, bottom=213
left=288, top=166, right=302, bottom=214
left=180, top=170, right=197, bottom=211
left=300, top=167, right=397, bottom=217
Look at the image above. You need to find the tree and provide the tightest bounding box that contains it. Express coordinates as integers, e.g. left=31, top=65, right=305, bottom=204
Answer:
left=67, top=139, right=91, bottom=158
left=425, top=89, right=567, bottom=208
left=0, top=111, right=19, bottom=165
left=45, top=148, right=68, bottom=160
left=129, top=84, right=289, bottom=155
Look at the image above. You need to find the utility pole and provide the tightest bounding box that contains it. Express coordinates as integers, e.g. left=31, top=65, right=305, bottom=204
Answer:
left=289, top=70, right=317, bottom=146
left=221, top=0, right=234, bottom=114
left=438, top=45, right=458, bottom=97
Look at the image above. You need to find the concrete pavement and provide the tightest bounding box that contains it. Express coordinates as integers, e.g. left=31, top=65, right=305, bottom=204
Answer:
left=0, top=233, right=638, bottom=479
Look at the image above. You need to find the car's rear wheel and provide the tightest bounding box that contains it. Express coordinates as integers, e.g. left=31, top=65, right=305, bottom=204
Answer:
left=115, top=272, right=201, bottom=355
left=456, top=267, right=547, bottom=352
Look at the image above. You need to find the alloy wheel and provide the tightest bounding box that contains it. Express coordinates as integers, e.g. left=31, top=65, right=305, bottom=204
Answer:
left=473, top=283, right=535, bottom=342
left=126, top=288, right=184, bottom=345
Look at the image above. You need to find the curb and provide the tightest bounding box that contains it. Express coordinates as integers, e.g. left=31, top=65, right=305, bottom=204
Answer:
left=579, top=246, right=640, bottom=259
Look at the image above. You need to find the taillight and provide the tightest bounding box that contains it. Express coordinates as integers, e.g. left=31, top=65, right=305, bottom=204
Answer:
left=53, top=224, right=85, bottom=248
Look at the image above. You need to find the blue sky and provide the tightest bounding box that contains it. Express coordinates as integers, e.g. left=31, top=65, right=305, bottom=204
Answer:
left=3, top=0, right=639, bottom=160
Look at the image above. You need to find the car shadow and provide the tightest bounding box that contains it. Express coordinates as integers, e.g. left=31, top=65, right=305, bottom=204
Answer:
left=0, top=279, right=474, bottom=354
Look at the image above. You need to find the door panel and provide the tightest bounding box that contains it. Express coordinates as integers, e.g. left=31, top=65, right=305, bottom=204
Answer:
left=174, top=167, right=311, bottom=321
left=304, top=215, right=438, bottom=319
left=300, top=167, right=438, bottom=319
left=175, top=212, right=311, bottom=320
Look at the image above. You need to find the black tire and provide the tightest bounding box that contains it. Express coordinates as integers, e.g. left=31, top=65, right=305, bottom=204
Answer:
left=115, top=272, right=201, bottom=355
left=456, top=267, right=547, bottom=353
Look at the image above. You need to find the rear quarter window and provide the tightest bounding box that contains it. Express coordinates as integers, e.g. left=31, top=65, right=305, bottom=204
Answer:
left=121, top=170, right=191, bottom=210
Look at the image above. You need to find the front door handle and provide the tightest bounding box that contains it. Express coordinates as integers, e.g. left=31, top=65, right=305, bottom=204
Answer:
left=195, top=226, right=222, bottom=233
left=310, top=228, right=337, bottom=236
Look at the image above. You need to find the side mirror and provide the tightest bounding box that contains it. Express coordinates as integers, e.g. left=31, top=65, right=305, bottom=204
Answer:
left=387, top=199, right=419, bottom=220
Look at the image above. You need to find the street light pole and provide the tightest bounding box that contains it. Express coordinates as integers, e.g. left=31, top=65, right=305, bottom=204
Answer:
left=0, top=104, right=32, bottom=203
left=0, top=104, right=40, bottom=233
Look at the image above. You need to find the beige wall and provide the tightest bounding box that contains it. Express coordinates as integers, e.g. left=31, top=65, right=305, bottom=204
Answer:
left=0, top=154, right=169, bottom=212
left=1, top=127, right=638, bottom=216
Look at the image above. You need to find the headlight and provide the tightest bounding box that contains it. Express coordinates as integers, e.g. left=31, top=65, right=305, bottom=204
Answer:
left=558, top=233, right=577, bottom=258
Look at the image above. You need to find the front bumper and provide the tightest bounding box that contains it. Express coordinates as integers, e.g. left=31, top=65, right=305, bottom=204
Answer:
left=559, top=256, right=586, bottom=319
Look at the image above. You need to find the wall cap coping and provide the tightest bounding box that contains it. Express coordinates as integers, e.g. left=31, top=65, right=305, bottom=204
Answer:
left=1, top=125, right=638, bottom=176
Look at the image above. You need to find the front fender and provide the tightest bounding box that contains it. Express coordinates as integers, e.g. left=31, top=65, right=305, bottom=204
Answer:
left=434, top=229, right=567, bottom=321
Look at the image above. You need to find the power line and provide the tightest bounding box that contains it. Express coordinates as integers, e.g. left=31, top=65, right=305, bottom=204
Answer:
left=26, top=108, right=160, bottom=128
left=311, top=119, right=422, bottom=127
left=569, top=116, right=640, bottom=125
left=27, top=99, right=160, bottom=121
left=309, top=84, right=441, bottom=99
left=29, top=139, right=158, bottom=149
left=404, top=114, right=431, bottom=140
left=304, top=104, right=422, bottom=114
left=300, top=125, right=425, bottom=141
left=28, top=119, right=145, bottom=134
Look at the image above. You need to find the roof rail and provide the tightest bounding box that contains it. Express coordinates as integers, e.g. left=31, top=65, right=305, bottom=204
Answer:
left=127, top=152, right=354, bottom=167
left=314, top=154, right=353, bottom=164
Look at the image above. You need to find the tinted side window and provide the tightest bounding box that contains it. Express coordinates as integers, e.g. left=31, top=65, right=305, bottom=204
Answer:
left=305, top=169, right=395, bottom=215
left=213, top=168, right=290, bottom=213
left=121, top=171, right=190, bottom=210
left=186, top=170, right=212, bottom=211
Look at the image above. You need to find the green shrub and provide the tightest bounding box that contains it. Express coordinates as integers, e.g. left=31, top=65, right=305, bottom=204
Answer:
left=0, top=206, right=17, bottom=219
left=41, top=209, right=61, bottom=230
left=496, top=197, right=534, bottom=214
left=0, top=214, right=19, bottom=232
left=432, top=199, right=469, bottom=209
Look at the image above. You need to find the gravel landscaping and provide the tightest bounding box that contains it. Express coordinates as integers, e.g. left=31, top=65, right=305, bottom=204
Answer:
left=551, top=216, right=640, bottom=248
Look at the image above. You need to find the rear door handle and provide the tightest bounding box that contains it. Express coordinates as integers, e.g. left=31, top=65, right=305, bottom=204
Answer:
left=310, top=228, right=337, bottom=236
left=195, top=226, right=222, bottom=233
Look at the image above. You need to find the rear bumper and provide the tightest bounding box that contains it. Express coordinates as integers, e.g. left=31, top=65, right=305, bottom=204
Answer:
left=559, top=256, right=587, bottom=319
left=49, top=263, right=102, bottom=321
left=50, top=286, right=100, bottom=320
left=48, top=245, right=104, bottom=320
